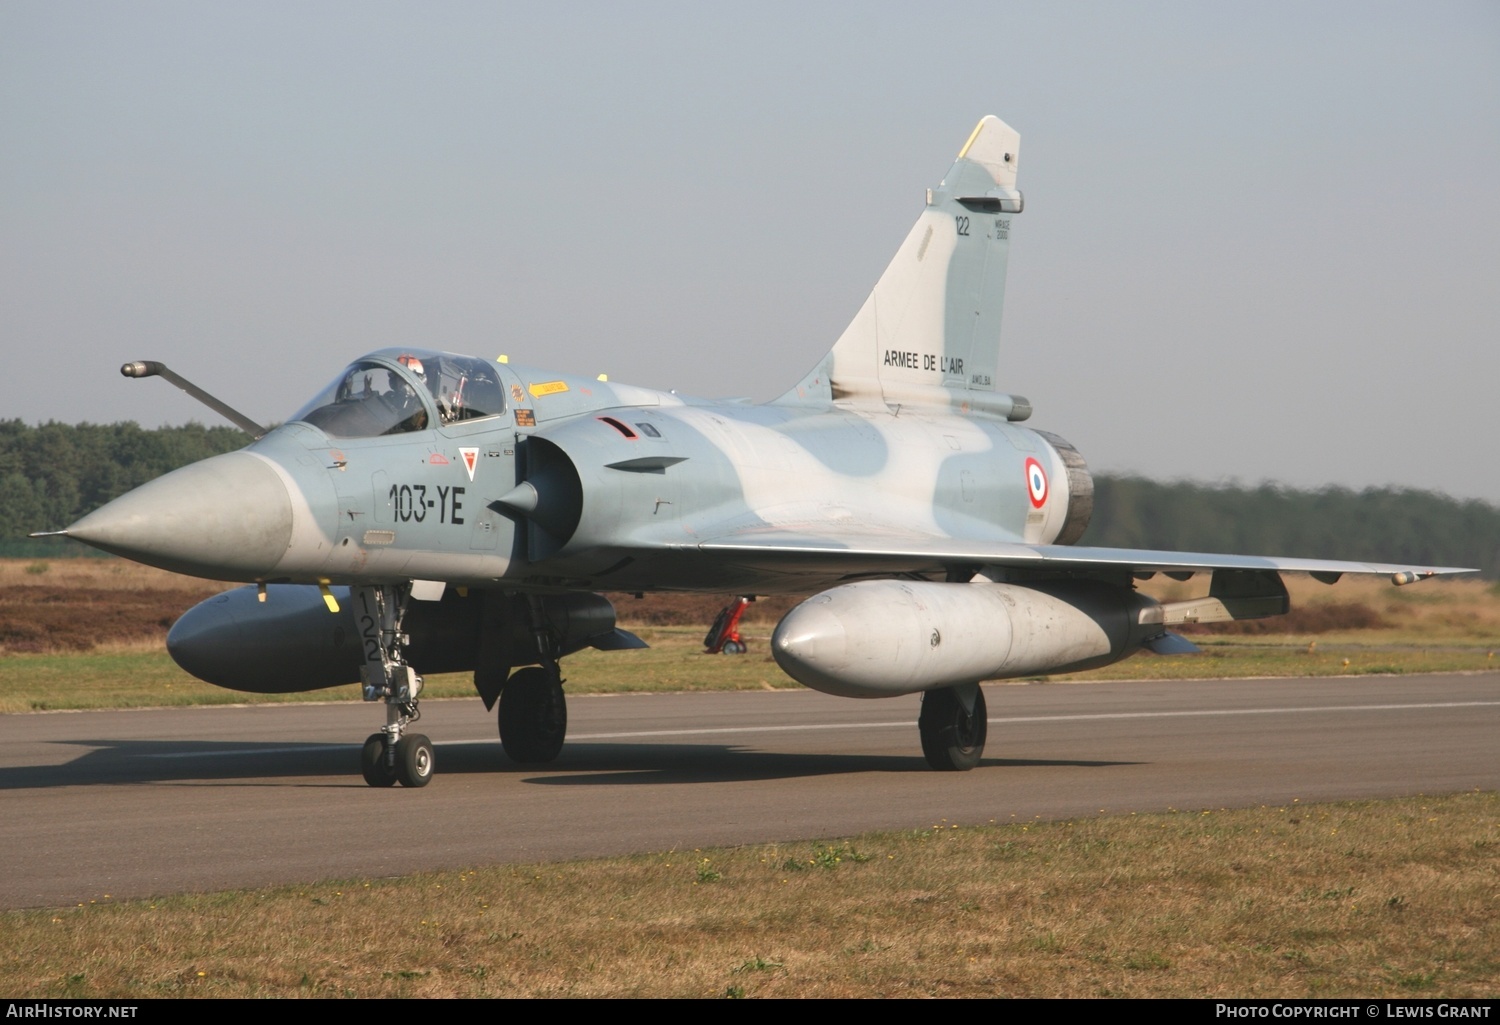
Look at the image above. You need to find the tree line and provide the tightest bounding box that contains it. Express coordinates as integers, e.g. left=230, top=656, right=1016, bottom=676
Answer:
left=1081, top=476, right=1498, bottom=579
left=3, top=421, right=1496, bottom=577
left=0, top=420, right=248, bottom=556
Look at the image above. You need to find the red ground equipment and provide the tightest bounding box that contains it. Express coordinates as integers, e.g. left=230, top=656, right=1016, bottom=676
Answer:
left=703, top=596, right=750, bottom=654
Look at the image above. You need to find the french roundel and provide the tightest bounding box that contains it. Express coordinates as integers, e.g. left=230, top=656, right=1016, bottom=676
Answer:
left=1024, top=457, right=1048, bottom=508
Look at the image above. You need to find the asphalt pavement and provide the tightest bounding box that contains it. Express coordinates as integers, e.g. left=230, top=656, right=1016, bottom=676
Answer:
left=3, top=673, right=1498, bottom=909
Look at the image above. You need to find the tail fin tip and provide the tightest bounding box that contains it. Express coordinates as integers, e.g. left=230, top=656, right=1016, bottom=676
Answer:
left=776, top=115, right=1028, bottom=419
left=956, top=115, right=1021, bottom=189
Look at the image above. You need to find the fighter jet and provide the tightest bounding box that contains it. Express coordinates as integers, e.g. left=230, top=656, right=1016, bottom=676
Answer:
left=45, top=116, right=1471, bottom=787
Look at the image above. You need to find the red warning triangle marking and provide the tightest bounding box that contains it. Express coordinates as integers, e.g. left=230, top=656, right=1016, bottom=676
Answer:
left=459, top=447, right=478, bottom=481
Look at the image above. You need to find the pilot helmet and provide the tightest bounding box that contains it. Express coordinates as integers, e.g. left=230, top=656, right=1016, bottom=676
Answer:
left=396, top=354, right=426, bottom=380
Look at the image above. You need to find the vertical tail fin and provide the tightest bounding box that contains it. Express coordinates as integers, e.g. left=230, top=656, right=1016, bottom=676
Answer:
left=777, top=116, right=1030, bottom=420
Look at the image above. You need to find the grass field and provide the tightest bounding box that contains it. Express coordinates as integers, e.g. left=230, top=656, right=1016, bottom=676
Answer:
left=2, top=559, right=1498, bottom=712
left=2, top=792, right=1495, bottom=998
left=4, top=627, right=1500, bottom=714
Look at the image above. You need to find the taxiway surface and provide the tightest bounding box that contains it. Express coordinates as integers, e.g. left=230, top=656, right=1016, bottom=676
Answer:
left=4, top=673, right=1498, bottom=909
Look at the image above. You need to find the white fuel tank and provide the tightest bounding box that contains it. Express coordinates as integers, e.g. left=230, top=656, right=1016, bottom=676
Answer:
left=772, top=579, right=1159, bottom=698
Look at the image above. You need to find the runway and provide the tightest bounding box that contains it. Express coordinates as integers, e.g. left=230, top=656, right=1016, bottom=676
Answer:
left=3, top=673, right=1498, bottom=909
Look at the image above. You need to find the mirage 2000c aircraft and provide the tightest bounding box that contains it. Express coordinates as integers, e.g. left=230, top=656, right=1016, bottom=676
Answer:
left=47, top=116, right=1472, bottom=788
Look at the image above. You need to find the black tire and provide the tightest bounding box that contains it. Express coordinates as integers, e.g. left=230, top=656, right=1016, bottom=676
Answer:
left=723, top=640, right=746, bottom=655
left=394, top=733, right=435, bottom=788
left=918, top=686, right=987, bottom=771
left=361, top=733, right=398, bottom=788
left=499, top=667, right=567, bottom=764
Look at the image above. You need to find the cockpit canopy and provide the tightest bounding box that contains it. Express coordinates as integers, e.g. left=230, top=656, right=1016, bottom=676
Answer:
left=290, top=349, right=508, bottom=438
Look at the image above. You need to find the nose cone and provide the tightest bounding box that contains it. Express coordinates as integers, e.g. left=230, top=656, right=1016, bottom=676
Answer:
left=65, top=451, right=293, bottom=579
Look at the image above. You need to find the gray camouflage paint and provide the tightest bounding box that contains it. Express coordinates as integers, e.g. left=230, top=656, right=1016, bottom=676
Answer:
left=62, top=116, right=1470, bottom=700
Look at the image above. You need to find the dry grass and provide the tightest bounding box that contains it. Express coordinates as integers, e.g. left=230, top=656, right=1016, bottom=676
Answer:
left=4, top=627, right=1498, bottom=714
left=2, top=560, right=1496, bottom=711
left=0, top=557, right=228, bottom=592
left=1140, top=574, right=1500, bottom=641
left=0, top=558, right=227, bottom=655
left=2, top=793, right=1495, bottom=998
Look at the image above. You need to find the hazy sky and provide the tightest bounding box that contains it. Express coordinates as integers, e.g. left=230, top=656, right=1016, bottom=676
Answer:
left=4, top=2, right=1498, bottom=501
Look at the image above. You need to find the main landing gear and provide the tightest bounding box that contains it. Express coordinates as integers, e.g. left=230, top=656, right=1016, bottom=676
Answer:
left=499, top=666, right=566, bottom=763
left=918, top=684, right=988, bottom=771
left=497, top=595, right=568, bottom=765
left=355, top=584, right=434, bottom=788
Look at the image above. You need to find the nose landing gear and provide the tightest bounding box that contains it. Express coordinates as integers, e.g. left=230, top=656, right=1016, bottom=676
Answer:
left=355, top=584, right=434, bottom=788
left=360, top=727, right=435, bottom=788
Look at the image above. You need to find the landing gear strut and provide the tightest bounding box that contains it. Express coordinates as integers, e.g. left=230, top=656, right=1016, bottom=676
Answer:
left=918, top=684, right=987, bottom=771
left=497, top=596, right=568, bottom=764
left=355, top=584, right=434, bottom=787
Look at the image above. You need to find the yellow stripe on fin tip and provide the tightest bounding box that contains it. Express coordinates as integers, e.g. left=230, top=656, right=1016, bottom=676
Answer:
left=318, top=584, right=340, bottom=613
left=956, top=118, right=987, bottom=160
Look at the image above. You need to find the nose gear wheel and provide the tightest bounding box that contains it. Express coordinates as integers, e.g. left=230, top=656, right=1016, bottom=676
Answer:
left=394, top=733, right=435, bottom=787
left=361, top=733, right=398, bottom=787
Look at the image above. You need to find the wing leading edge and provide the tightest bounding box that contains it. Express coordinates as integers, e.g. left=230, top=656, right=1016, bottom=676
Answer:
left=690, top=530, right=1473, bottom=582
